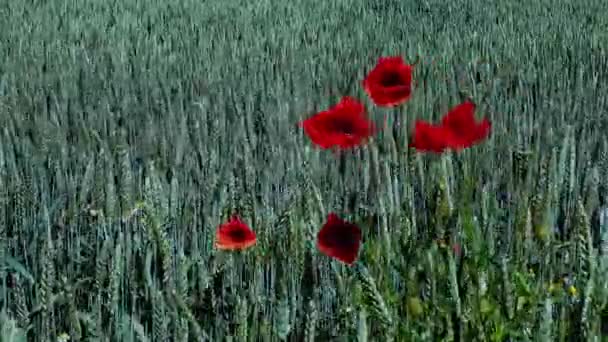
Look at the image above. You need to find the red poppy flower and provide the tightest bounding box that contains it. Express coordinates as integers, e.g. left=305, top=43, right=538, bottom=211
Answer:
left=316, top=213, right=362, bottom=265
left=363, top=56, right=413, bottom=107
left=408, top=120, right=455, bottom=153
left=215, top=215, right=257, bottom=251
left=299, top=96, right=375, bottom=150
left=440, top=101, right=491, bottom=150
left=409, top=101, right=491, bottom=153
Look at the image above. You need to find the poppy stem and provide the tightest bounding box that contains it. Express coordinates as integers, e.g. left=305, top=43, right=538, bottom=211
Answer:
left=338, top=151, right=347, bottom=177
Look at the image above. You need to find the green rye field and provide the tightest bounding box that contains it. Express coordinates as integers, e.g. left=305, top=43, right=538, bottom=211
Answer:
left=1, top=0, right=608, bottom=340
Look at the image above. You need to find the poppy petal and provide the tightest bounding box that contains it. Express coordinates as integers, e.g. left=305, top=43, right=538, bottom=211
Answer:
left=316, top=213, right=362, bottom=265
left=215, top=215, right=257, bottom=251
left=408, top=120, right=455, bottom=153
left=440, top=101, right=491, bottom=149
left=299, top=97, right=375, bottom=150
left=440, top=101, right=477, bottom=136
left=363, top=56, right=414, bottom=107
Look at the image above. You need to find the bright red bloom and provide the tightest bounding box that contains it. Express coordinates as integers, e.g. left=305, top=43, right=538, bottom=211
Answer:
left=316, top=213, right=362, bottom=265
left=408, top=120, right=455, bottom=153
left=409, top=101, right=491, bottom=153
left=299, top=96, right=375, bottom=150
left=440, top=101, right=491, bottom=150
left=363, top=56, right=413, bottom=107
left=215, top=215, right=257, bottom=251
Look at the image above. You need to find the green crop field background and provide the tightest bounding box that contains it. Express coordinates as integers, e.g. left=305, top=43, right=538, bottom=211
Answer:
left=1, top=0, right=608, bottom=340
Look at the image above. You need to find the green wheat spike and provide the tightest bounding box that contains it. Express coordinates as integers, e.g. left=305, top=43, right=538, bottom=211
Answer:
left=174, top=252, right=189, bottom=340
left=274, top=294, right=292, bottom=340
left=109, top=235, right=123, bottom=339
left=595, top=254, right=608, bottom=333
left=229, top=170, right=239, bottom=214
left=12, top=180, right=25, bottom=236
left=95, top=237, right=111, bottom=296
left=159, top=229, right=174, bottom=293
left=144, top=162, right=168, bottom=219
left=531, top=155, right=550, bottom=233
left=447, top=250, right=462, bottom=321
left=240, top=182, right=255, bottom=224
left=140, top=202, right=174, bottom=292
left=174, top=114, right=188, bottom=169
left=414, top=152, right=426, bottom=195
left=480, top=185, right=490, bottom=236
left=249, top=296, right=261, bottom=341
left=169, top=176, right=179, bottom=218
left=444, top=152, right=455, bottom=192
left=331, top=189, right=345, bottom=214
left=583, top=166, right=600, bottom=217
left=563, top=150, right=575, bottom=230
left=523, top=205, right=534, bottom=262
left=538, top=153, right=551, bottom=195
left=434, top=175, right=453, bottom=239
left=105, top=160, right=118, bottom=219
left=125, top=241, right=141, bottom=326
left=600, top=207, right=608, bottom=257
left=399, top=213, right=413, bottom=254
left=175, top=251, right=188, bottom=299
left=567, top=131, right=577, bottom=200
left=599, top=138, right=608, bottom=204
left=0, top=126, right=6, bottom=177
left=22, top=170, right=35, bottom=214
left=242, top=155, right=257, bottom=220
left=78, top=157, right=96, bottom=206
left=219, top=191, right=235, bottom=222
left=297, top=161, right=316, bottom=217
left=377, top=197, right=392, bottom=262
left=500, top=257, right=514, bottom=320
left=391, top=159, right=404, bottom=215
left=301, top=162, right=325, bottom=215
left=152, top=290, right=169, bottom=342
left=357, top=308, right=369, bottom=342
left=513, top=202, right=531, bottom=265
left=119, top=148, right=133, bottom=212
left=0, top=185, right=5, bottom=285
left=557, top=302, right=568, bottom=342
left=537, top=296, right=554, bottom=342
left=574, top=198, right=592, bottom=280
left=547, top=147, right=559, bottom=210
left=236, top=295, right=249, bottom=342
left=14, top=276, right=29, bottom=330
left=304, top=299, right=317, bottom=342
left=38, top=244, right=54, bottom=340
left=93, top=237, right=112, bottom=337
left=422, top=250, right=435, bottom=305
left=289, top=280, right=301, bottom=341
left=354, top=264, right=393, bottom=336
left=556, top=130, right=570, bottom=193
left=512, top=149, right=532, bottom=188
left=370, top=144, right=382, bottom=203
left=580, top=249, right=596, bottom=341
left=275, top=203, right=294, bottom=255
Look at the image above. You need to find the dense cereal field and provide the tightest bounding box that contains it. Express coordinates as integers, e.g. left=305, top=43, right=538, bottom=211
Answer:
left=1, top=0, right=608, bottom=340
